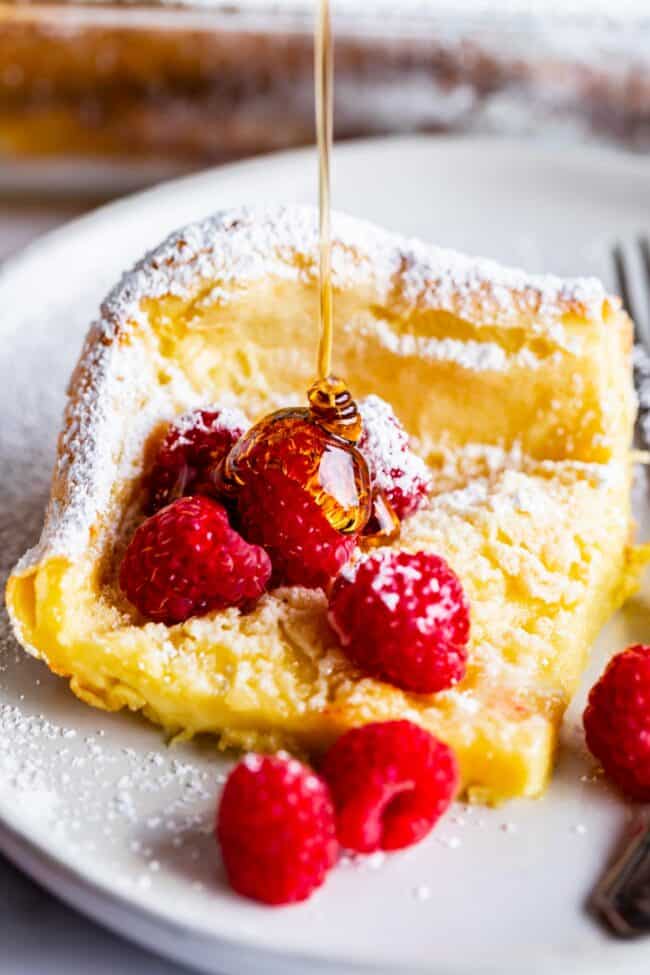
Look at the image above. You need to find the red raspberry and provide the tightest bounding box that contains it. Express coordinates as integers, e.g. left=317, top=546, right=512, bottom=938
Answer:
left=329, top=550, right=470, bottom=694
left=321, top=721, right=459, bottom=853
left=148, top=406, right=248, bottom=513
left=238, top=470, right=356, bottom=590
left=583, top=644, right=650, bottom=801
left=119, top=495, right=271, bottom=624
left=358, top=395, right=431, bottom=519
left=231, top=416, right=364, bottom=590
left=216, top=754, right=338, bottom=905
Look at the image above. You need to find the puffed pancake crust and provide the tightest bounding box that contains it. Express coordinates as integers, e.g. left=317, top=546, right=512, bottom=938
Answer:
left=5, top=206, right=647, bottom=804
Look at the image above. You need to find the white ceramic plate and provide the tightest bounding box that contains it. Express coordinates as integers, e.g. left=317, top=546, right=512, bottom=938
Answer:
left=2, top=137, right=650, bottom=975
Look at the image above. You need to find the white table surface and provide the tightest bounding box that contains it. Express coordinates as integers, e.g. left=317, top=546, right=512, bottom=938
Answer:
left=0, top=197, right=199, bottom=975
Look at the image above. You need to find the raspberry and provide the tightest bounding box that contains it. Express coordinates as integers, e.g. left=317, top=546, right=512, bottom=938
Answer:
left=583, top=644, right=650, bottom=801
left=119, top=495, right=271, bottom=624
left=238, top=471, right=356, bottom=589
left=231, top=416, right=364, bottom=589
left=358, top=395, right=431, bottom=519
left=148, top=406, right=248, bottom=513
left=329, top=550, right=470, bottom=694
left=216, top=754, right=338, bottom=905
left=321, top=721, right=459, bottom=852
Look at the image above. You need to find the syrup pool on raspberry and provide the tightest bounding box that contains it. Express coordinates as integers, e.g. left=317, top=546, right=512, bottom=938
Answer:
left=223, top=377, right=377, bottom=588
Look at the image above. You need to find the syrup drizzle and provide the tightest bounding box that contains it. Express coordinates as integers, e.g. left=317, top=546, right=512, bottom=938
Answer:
left=315, top=0, right=334, bottom=381
left=311, top=0, right=400, bottom=544
left=222, top=2, right=398, bottom=550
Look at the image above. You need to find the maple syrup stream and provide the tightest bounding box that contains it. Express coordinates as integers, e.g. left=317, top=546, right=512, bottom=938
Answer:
left=315, top=0, right=334, bottom=382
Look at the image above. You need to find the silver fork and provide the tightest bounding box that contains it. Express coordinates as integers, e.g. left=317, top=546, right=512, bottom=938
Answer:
left=592, top=812, right=650, bottom=936
left=590, top=242, right=650, bottom=937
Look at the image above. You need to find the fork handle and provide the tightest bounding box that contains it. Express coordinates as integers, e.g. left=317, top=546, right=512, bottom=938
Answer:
left=593, top=812, right=650, bottom=936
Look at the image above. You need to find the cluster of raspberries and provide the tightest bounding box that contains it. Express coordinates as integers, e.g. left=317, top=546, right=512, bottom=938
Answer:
left=122, top=398, right=431, bottom=609
left=120, top=400, right=470, bottom=692
left=117, top=398, right=472, bottom=904
left=118, top=397, right=650, bottom=906
left=217, top=720, right=459, bottom=905
left=119, top=399, right=470, bottom=698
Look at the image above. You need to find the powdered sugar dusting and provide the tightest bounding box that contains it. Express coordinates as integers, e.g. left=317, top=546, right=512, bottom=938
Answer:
left=345, top=548, right=456, bottom=628
left=172, top=404, right=249, bottom=444
left=351, top=320, right=519, bottom=372
left=9, top=205, right=610, bottom=588
left=358, top=394, right=431, bottom=516
left=99, top=206, right=608, bottom=337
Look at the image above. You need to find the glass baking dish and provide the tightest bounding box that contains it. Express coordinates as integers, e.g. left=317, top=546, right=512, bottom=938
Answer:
left=1, top=1, right=649, bottom=194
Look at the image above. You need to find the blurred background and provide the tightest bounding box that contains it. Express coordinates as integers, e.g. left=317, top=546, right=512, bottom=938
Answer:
left=2, top=0, right=650, bottom=230
left=4, top=1, right=650, bottom=179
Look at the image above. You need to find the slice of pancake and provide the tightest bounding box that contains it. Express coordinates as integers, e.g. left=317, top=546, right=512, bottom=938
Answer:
left=6, top=206, right=645, bottom=803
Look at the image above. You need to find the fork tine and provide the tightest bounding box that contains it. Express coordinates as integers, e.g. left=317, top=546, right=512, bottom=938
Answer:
left=612, top=243, right=634, bottom=318
left=612, top=243, right=643, bottom=345
left=612, top=241, right=650, bottom=449
left=639, top=237, right=650, bottom=329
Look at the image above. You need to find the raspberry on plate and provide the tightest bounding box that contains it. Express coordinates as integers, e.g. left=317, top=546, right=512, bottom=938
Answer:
left=321, top=720, right=459, bottom=853
left=358, top=395, right=431, bottom=520
left=216, top=753, right=338, bottom=905
left=119, top=495, right=271, bottom=624
left=148, top=406, right=248, bottom=512
left=583, top=644, right=650, bottom=801
left=328, top=550, right=470, bottom=694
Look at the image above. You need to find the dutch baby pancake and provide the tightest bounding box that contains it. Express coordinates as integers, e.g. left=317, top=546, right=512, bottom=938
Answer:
left=5, top=206, right=645, bottom=805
